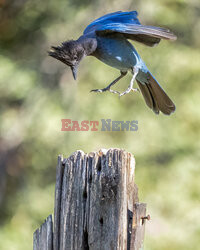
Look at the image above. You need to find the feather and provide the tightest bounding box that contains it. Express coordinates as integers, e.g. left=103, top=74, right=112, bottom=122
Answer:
left=96, top=23, right=177, bottom=46
left=83, top=11, right=176, bottom=47
left=137, top=72, right=176, bottom=115
left=84, top=11, right=140, bottom=35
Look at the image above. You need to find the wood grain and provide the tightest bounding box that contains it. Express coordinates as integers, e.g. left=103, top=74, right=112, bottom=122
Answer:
left=33, top=149, right=148, bottom=250
left=33, top=215, right=53, bottom=250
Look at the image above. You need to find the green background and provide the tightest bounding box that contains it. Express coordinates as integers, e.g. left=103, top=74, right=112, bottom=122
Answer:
left=0, top=0, right=200, bottom=249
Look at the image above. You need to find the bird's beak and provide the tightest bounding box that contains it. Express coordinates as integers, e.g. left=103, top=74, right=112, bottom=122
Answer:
left=71, top=66, right=78, bottom=80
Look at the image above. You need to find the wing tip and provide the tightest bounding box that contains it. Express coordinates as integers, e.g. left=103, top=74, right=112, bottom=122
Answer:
left=160, top=28, right=177, bottom=41
left=165, top=30, right=177, bottom=41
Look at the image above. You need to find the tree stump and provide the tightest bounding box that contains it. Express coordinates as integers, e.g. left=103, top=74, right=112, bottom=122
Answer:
left=33, top=149, right=148, bottom=250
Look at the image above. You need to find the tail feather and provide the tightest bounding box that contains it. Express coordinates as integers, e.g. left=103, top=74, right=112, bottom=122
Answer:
left=136, top=72, right=176, bottom=115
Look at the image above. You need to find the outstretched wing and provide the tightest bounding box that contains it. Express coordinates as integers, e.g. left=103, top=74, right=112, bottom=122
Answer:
left=84, top=11, right=140, bottom=35
left=84, top=11, right=176, bottom=47
left=96, top=23, right=177, bottom=46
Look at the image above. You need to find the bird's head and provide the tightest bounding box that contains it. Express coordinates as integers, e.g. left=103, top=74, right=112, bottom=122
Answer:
left=48, top=40, right=85, bottom=80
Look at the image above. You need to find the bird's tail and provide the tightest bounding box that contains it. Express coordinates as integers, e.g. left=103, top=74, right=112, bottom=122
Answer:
left=136, top=71, right=176, bottom=115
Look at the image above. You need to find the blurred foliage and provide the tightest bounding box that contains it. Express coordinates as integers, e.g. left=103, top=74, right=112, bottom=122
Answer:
left=0, top=0, right=200, bottom=249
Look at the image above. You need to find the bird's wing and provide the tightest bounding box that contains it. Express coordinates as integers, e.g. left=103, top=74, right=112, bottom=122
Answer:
left=83, top=11, right=176, bottom=47
left=83, top=11, right=140, bottom=35
left=95, top=23, right=177, bottom=46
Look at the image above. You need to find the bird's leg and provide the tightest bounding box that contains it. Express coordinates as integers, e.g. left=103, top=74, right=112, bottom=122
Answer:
left=119, top=68, right=139, bottom=97
left=90, top=71, right=127, bottom=94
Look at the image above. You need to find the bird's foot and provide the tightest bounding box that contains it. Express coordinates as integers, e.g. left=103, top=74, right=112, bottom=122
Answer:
left=90, top=87, right=120, bottom=95
left=119, top=87, right=140, bottom=97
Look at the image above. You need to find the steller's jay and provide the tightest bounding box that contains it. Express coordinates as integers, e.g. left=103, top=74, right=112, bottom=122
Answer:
left=49, top=11, right=177, bottom=115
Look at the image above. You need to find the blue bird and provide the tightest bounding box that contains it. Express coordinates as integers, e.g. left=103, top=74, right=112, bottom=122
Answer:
left=49, top=11, right=177, bottom=115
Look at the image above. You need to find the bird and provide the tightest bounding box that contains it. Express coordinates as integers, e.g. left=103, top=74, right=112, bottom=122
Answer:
left=49, top=11, right=177, bottom=115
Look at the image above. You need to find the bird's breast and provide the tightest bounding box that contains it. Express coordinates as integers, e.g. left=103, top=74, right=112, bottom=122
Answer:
left=94, top=37, right=140, bottom=71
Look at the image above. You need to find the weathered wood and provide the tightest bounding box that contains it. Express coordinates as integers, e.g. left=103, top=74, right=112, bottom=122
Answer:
left=33, top=149, right=148, bottom=250
left=131, top=203, right=147, bottom=250
left=53, top=155, right=64, bottom=250
left=33, top=215, right=53, bottom=250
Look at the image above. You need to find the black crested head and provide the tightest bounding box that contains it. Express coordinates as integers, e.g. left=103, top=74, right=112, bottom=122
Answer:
left=49, top=40, right=85, bottom=66
left=49, top=37, right=97, bottom=80
left=48, top=40, right=85, bottom=80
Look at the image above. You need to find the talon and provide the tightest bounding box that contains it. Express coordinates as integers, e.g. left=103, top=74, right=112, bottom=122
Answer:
left=119, top=88, right=131, bottom=97
left=120, top=87, right=140, bottom=97
left=109, top=89, right=120, bottom=95
left=90, top=87, right=120, bottom=95
left=90, top=89, right=103, bottom=93
left=131, top=88, right=140, bottom=92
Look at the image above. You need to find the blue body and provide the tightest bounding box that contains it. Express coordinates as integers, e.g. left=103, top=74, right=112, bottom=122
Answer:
left=94, top=35, right=139, bottom=71
left=84, top=11, right=149, bottom=82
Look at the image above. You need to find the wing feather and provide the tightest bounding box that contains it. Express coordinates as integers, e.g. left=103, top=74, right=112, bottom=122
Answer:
left=83, top=11, right=176, bottom=47
left=96, top=23, right=177, bottom=46
left=83, top=11, right=140, bottom=35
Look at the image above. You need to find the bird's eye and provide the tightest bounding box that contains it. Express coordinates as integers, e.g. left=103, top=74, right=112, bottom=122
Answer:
left=74, top=55, right=78, bottom=60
